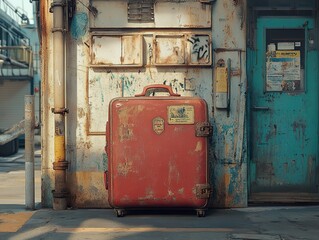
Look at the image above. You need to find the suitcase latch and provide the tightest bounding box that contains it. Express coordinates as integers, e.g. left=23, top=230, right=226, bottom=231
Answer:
left=196, top=122, right=213, bottom=137
left=196, top=184, right=212, bottom=199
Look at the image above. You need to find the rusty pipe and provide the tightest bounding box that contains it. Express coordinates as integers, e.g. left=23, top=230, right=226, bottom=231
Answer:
left=51, top=0, right=68, bottom=210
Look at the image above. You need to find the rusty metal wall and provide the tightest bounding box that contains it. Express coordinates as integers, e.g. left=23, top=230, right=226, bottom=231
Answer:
left=41, top=0, right=248, bottom=208
left=211, top=0, right=247, bottom=207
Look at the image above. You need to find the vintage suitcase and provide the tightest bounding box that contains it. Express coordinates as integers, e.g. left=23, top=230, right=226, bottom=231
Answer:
left=105, top=84, right=212, bottom=217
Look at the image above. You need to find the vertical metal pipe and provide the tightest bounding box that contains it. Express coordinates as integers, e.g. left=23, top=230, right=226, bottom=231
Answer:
left=51, top=0, right=69, bottom=210
left=25, top=95, right=35, bottom=210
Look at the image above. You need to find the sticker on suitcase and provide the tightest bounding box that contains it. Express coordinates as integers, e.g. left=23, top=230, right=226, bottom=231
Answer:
left=167, top=105, right=194, bottom=124
left=152, top=117, right=165, bottom=134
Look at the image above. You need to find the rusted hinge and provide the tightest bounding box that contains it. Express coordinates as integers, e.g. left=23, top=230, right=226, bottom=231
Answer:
left=196, top=122, right=213, bottom=137
left=196, top=184, right=212, bottom=199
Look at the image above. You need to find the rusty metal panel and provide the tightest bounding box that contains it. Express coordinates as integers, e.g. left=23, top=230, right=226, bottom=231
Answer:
left=153, top=34, right=212, bottom=66
left=128, top=0, right=154, bottom=23
left=154, top=1, right=211, bottom=28
left=41, top=0, right=218, bottom=210
left=89, top=0, right=211, bottom=29
left=91, top=35, right=142, bottom=66
left=154, top=35, right=185, bottom=65
left=210, top=0, right=248, bottom=208
left=89, top=1, right=130, bottom=29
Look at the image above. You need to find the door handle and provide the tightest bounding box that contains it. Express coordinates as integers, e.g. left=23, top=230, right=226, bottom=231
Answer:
left=252, top=106, right=270, bottom=111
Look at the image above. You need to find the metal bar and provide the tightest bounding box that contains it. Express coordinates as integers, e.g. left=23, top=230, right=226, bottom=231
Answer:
left=227, top=58, right=231, bottom=117
left=252, top=106, right=270, bottom=111
left=25, top=95, right=35, bottom=210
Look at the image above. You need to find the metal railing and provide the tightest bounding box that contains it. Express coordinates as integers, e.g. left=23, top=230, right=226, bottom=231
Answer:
left=0, top=46, right=33, bottom=78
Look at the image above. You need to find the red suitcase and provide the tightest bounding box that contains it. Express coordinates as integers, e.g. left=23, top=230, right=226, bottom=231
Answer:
left=105, top=84, right=212, bottom=217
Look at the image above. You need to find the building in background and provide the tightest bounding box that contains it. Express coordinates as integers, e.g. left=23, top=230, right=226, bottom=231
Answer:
left=0, top=0, right=40, bottom=156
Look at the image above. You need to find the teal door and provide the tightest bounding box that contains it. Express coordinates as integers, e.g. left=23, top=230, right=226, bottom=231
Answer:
left=249, top=17, right=319, bottom=201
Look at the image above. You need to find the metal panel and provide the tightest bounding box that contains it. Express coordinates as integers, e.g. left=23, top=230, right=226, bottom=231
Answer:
left=89, top=0, right=211, bottom=29
left=91, top=35, right=142, bottom=66
left=153, top=34, right=212, bottom=66
left=128, top=0, right=154, bottom=23
left=154, top=35, right=185, bottom=65
left=211, top=0, right=248, bottom=208
left=154, top=1, right=211, bottom=28
left=41, top=0, right=218, bottom=208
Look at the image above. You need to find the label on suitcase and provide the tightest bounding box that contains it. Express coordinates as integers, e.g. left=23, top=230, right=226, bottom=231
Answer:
left=105, top=85, right=212, bottom=215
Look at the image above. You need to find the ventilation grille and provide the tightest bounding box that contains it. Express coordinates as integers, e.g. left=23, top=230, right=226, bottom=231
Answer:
left=128, top=0, right=154, bottom=23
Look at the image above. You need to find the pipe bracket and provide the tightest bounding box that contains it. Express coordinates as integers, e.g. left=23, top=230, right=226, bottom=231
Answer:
left=52, top=107, right=69, bottom=115
left=53, top=161, right=69, bottom=170
left=51, top=28, right=66, bottom=33
left=49, top=1, right=66, bottom=13
left=52, top=190, right=69, bottom=198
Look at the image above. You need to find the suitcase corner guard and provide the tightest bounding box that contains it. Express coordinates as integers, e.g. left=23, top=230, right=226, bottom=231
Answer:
left=196, top=184, right=212, bottom=199
left=195, top=122, right=213, bottom=137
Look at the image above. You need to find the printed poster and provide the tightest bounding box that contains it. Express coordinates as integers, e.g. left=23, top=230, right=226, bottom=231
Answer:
left=266, top=50, right=301, bottom=92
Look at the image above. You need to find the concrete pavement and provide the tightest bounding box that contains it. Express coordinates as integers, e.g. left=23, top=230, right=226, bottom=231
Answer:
left=1, top=149, right=319, bottom=240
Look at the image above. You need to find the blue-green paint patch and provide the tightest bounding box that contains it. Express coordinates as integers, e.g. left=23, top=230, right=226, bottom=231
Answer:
left=71, top=12, right=88, bottom=40
left=120, top=75, right=135, bottom=96
left=103, top=153, right=108, bottom=171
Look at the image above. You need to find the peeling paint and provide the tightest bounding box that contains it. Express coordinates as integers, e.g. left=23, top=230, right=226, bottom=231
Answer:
left=71, top=12, right=88, bottom=40
left=195, top=141, right=203, bottom=152
left=117, top=161, right=134, bottom=176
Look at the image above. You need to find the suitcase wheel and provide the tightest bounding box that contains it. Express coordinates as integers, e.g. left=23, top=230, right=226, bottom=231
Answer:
left=196, top=209, right=206, bottom=217
left=115, top=209, right=126, bottom=217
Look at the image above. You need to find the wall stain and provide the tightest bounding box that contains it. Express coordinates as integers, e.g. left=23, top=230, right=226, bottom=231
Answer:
left=71, top=12, right=88, bottom=40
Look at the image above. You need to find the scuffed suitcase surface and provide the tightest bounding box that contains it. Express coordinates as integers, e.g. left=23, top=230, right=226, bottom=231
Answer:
left=106, top=85, right=211, bottom=211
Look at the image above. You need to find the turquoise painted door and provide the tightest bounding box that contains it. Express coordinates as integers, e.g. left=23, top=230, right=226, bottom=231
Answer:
left=249, top=17, right=319, bottom=201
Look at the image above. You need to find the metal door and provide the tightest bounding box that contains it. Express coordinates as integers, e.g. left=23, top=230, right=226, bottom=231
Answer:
left=249, top=17, right=319, bottom=201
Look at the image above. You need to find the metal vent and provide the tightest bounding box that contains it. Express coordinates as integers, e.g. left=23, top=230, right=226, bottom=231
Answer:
left=128, top=0, right=154, bottom=23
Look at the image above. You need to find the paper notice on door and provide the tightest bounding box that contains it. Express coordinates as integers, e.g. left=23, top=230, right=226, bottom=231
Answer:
left=266, top=50, right=301, bottom=91
left=278, top=42, right=295, bottom=50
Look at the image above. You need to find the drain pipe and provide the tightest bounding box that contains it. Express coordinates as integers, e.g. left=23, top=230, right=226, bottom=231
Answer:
left=50, top=0, right=69, bottom=210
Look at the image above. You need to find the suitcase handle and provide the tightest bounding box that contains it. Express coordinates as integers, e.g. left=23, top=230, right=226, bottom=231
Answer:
left=135, top=84, right=181, bottom=97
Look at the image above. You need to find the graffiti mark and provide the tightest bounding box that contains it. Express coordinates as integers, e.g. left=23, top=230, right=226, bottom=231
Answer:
left=187, top=36, right=210, bottom=62
left=163, top=79, right=184, bottom=93
left=148, top=43, right=153, bottom=60
left=120, top=75, right=135, bottom=96
left=70, top=12, right=88, bottom=40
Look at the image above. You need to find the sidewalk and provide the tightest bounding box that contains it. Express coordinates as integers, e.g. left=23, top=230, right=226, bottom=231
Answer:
left=1, top=149, right=319, bottom=240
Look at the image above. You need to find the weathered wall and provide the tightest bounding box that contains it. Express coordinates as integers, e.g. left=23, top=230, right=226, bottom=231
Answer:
left=211, top=0, right=247, bottom=207
left=41, top=0, right=247, bottom=208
